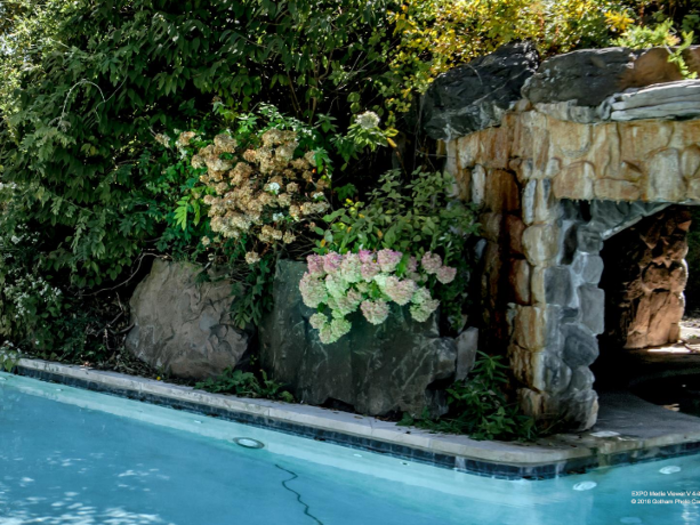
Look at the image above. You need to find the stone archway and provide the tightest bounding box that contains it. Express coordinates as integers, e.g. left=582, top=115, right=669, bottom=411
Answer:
left=517, top=200, right=682, bottom=428
left=507, top=200, right=680, bottom=430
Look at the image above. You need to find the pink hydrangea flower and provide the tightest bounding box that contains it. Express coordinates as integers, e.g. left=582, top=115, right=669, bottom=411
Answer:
left=330, top=318, right=352, bottom=340
left=325, top=273, right=349, bottom=299
left=408, top=271, right=423, bottom=283
left=377, top=249, right=402, bottom=273
left=301, top=247, right=452, bottom=342
left=323, top=252, right=342, bottom=274
left=436, top=265, right=457, bottom=284
left=355, top=282, right=370, bottom=294
left=421, top=252, right=442, bottom=275
left=373, top=273, right=388, bottom=291
left=410, top=299, right=440, bottom=323
left=346, top=288, right=363, bottom=309
left=299, top=273, right=328, bottom=308
left=327, top=289, right=362, bottom=317
left=360, top=299, right=390, bottom=325
left=409, top=286, right=439, bottom=322
left=384, top=276, right=418, bottom=306
left=360, top=260, right=380, bottom=282
left=358, top=249, right=375, bottom=264
left=309, top=312, right=329, bottom=330
left=407, top=256, right=418, bottom=273
left=307, top=254, right=325, bottom=278
left=339, top=252, right=362, bottom=283
left=318, top=324, right=334, bottom=344
left=412, top=287, right=433, bottom=305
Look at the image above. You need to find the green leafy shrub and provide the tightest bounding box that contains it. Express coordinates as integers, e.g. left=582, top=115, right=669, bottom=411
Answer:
left=0, top=214, right=115, bottom=363
left=317, top=169, right=477, bottom=331
left=154, top=103, right=396, bottom=328
left=195, top=367, right=294, bottom=403
left=400, top=352, right=540, bottom=442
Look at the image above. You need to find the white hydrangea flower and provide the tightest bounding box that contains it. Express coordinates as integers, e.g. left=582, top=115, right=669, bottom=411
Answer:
left=356, top=111, right=380, bottom=130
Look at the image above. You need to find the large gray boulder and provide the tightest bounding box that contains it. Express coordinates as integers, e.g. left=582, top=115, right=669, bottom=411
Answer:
left=259, top=261, right=457, bottom=417
left=524, top=47, right=700, bottom=107
left=421, top=41, right=539, bottom=141
left=126, top=260, right=252, bottom=380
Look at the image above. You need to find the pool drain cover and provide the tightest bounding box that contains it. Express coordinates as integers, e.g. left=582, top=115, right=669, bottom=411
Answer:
left=233, top=437, right=265, bottom=449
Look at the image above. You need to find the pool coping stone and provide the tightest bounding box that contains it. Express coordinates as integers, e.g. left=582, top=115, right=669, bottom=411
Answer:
left=10, top=357, right=700, bottom=480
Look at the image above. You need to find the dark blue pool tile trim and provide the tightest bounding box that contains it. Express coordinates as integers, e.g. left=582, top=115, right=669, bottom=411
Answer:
left=14, top=366, right=700, bottom=480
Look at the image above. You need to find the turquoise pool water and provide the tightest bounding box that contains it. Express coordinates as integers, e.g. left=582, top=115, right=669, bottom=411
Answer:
left=1, top=374, right=699, bottom=525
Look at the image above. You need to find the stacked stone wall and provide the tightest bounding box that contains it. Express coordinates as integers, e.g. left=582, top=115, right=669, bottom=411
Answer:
left=444, top=110, right=700, bottom=429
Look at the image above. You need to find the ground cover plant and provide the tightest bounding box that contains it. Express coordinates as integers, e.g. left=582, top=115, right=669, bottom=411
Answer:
left=195, top=366, right=295, bottom=403
left=399, top=352, right=542, bottom=441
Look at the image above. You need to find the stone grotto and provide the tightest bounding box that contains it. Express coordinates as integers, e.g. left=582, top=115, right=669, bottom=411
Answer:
left=432, top=41, right=700, bottom=429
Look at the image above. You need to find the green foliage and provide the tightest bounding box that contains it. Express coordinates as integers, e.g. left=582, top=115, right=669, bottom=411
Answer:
left=399, top=352, right=539, bottom=442
left=318, top=169, right=477, bottom=330
left=195, top=367, right=294, bottom=403
left=0, top=0, right=401, bottom=301
left=614, top=18, right=681, bottom=47
left=614, top=18, right=698, bottom=78
left=320, top=169, right=475, bottom=260
left=387, top=0, right=700, bottom=110
left=0, top=217, right=112, bottom=363
left=388, top=0, right=630, bottom=110
left=0, top=207, right=65, bottom=349
left=229, top=254, right=275, bottom=330
left=0, top=346, right=20, bottom=372
left=668, top=32, right=699, bottom=79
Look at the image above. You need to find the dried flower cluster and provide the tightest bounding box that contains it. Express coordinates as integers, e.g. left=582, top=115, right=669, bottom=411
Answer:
left=299, top=249, right=456, bottom=344
left=182, top=129, right=330, bottom=263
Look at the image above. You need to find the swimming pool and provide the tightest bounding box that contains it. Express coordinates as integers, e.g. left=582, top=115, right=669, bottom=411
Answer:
left=1, top=373, right=699, bottom=525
